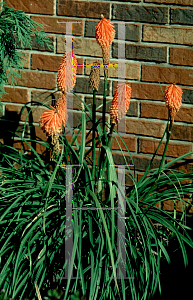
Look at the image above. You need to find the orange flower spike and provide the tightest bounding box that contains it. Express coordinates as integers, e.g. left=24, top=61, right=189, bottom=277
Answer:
left=95, top=14, right=115, bottom=67
left=110, top=82, right=131, bottom=124
left=57, top=51, right=77, bottom=93
left=95, top=14, right=115, bottom=50
left=164, top=83, right=183, bottom=123
left=40, top=94, right=68, bottom=136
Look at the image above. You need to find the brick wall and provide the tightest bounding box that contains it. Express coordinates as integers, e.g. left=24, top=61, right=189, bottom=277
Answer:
left=1, top=0, right=193, bottom=212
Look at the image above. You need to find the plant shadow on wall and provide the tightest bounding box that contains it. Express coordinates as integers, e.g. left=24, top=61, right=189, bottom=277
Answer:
left=0, top=12, right=193, bottom=300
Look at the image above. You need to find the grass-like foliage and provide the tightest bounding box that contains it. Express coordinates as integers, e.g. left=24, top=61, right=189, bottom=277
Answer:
left=0, top=88, right=193, bottom=300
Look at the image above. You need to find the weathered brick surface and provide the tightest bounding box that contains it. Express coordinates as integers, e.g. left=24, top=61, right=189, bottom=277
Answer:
left=12, top=141, right=32, bottom=154
left=124, top=82, right=166, bottom=101
left=112, top=153, right=161, bottom=172
left=34, top=126, right=47, bottom=155
left=130, top=83, right=193, bottom=105
left=85, top=20, right=140, bottom=42
left=57, top=37, right=103, bottom=57
left=143, top=25, right=193, bottom=46
left=165, top=159, right=193, bottom=171
left=163, top=198, right=193, bottom=213
left=170, top=124, right=193, bottom=141
left=7, top=70, right=56, bottom=90
left=126, top=101, right=138, bottom=117
left=171, top=8, right=193, bottom=25
left=84, top=58, right=140, bottom=80
left=31, top=91, right=61, bottom=107
left=125, top=119, right=165, bottom=138
left=83, top=97, right=137, bottom=121
left=65, top=131, right=96, bottom=148
left=18, top=52, right=30, bottom=69
left=5, top=0, right=54, bottom=14
left=112, top=42, right=167, bottom=63
left=111, top=135, right=136, bottom=152
left=32, top=54, right=83, bottom=74
left=31, top=91, right=83, bottom=110
left=138, top=138, right=193, bottom=158
left=144, top=0, right=193, bottom=6
left=141, top=102, right=193, bottom=123
left=84, top=96, right=111, bottom=113
left=74, top=77, right=110, bottom=96
left=112, top=4, right=168, bottom=23
left=1, top=87, right=29, bottom=104
left=73, top=111, right=109, bottom=130
left=141, top=65, right=193, bottom=86
left=170, top=47, right=193, bottom=67
left=31, top=16, right=83, bottom=35
left=34, top=125, right=47, bottom=141
left=57, top=0, right=110, bottom=19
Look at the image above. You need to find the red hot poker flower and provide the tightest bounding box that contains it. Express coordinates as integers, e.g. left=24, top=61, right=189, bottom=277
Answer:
left=57, top=51, right=77, bottom=93
left=110, top=82, right=131, bottom=124
left=164, top=83, right=183, bottom=123
left=40, top=93, right=67, bottom=136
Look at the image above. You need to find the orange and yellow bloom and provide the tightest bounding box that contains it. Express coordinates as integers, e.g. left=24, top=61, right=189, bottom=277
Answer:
left=57, top=51, right=77, bottom=93
left=164, top=83, right=183, bottom=123
left=95, top=15, right=115, bottom=66
left=110, top=82, right=131, bottom=124
left=40, top=93, right=67, bottom=136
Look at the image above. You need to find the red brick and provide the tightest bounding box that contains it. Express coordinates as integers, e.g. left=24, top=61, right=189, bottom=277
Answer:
left=125, top=119, right=165, bottom=138
left=165, top=159, right=193, bottom=172
left=112, top=135, right=136, bottom=152
left=115, top=82, right=166, bottom=102
left=143, top=25, right=193, bottom=46
left=31, top=91, right=83, bottom=111
left=34, top=126, right=48, bottom=155
left=34, top=126, right=47, bottom=141
left=163, top=200, right=174, bottom=211
left=141, top=102, right=193, bottom=124
left=12, top=141, right=32, bottom=154
left=19, top=52, right=30, bottom=69
left=170, top=123, right=193, bottom=142
left=7, top=70, right=56, bottom=90
left=141, top=65, right=193, bottom=86
left=144, top=0, right=193, bottom=6
left=163, top=198, right=193, bottom=213
left=170, top=47, right=193, bottom=67
left=57, top=0, right=110, bottom=19
left=1, top=87, right=29, bottom=104
left=5, top=0, right=54, bottom=14
left=31, top=16, right=83, bottom=35
left=65, top=131, right=96, bottom=148
left=112, top=153, right=161, bottom=172
left=138, top=138, right=193, bottom=159
left=32, top=53, right=83, bottom=74
left=137, top=173, right=151, bottom=182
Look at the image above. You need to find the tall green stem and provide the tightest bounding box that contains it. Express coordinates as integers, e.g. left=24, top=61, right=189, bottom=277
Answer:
left=92, top=89, right=96, bottom=189
left=97, top=68, right=108, bottom=181
left=142, top=117, right=173, bottom=202
left=102, top=68, right=108, bottom=145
